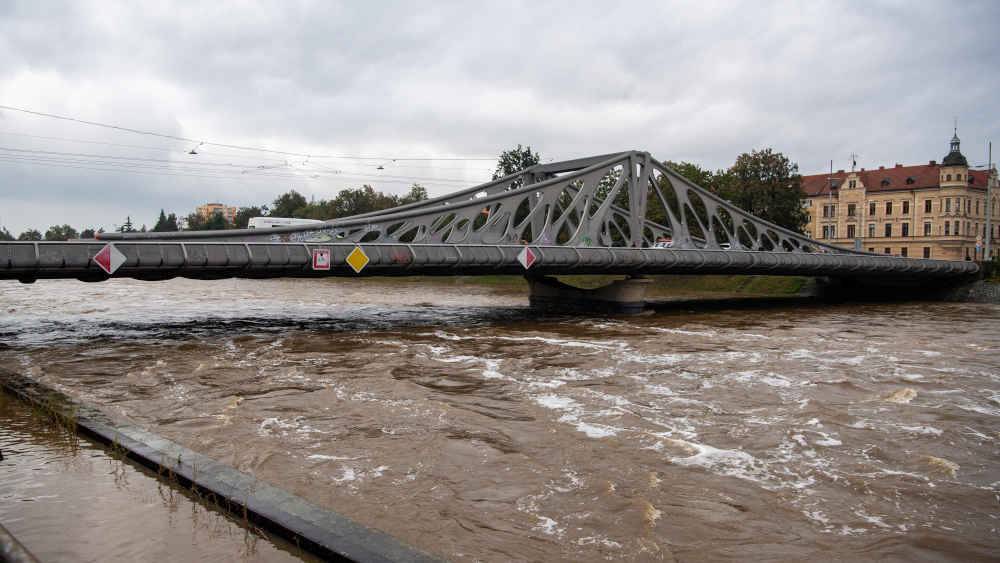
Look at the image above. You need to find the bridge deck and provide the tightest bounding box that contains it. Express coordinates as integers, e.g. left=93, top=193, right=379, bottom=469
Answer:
left=0, top=242, right=978, bottom=283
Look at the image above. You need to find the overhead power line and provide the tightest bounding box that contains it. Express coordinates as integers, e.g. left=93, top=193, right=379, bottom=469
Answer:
left=0, top=104, right=498, bottom=161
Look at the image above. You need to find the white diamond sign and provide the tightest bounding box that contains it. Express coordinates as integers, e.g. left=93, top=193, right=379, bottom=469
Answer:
left=93, top=243, right=127, bottom=275
left=517, top=246, right=536, bottom=269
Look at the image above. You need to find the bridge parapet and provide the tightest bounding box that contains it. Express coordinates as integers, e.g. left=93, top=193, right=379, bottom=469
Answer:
left=0, top=241, right=979, bottom=283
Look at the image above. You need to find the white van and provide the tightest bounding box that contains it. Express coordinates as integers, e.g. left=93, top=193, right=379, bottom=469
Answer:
left=248, top=217, right=325, bottom=229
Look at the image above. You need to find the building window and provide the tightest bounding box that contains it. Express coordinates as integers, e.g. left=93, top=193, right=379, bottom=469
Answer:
left=869, top=202, right=876, bottom=216
left=924, top=222, right=932, bottom=236
left=847, top=224, right=856, bottom=238
left=945, top=222, right=951, bottom=235
left=924, top=199, right=932, bottom=213
left=884, top=223, right=892, bottom=237
left=886, top=201, right=893, bottom=215
left=957, top=173, right=962, bottom=180
left=884, top=247, right=891, bottom=254
left=923, top=247, right=931, bottom=258
left=830, top=225, right=836, bottom=238
left=901, top=223, right=909, bottom=237
left=849, top=180, right=857, bottom=188
left=976, top=200, right=980, bottom=214
left=868, top=223, right=876, bottom=237
left=946, top=174, right=952, bottom=181
left=906, top=177, right=915, bottom=185
left=822, top=225, right=829, bottom=239
left=900, top=247, right=908, bottom=257
left=902, top=201, right=909, bottom=214
left=967, top=200, right=971, bottom=214
left=847, top=203, right=856, bottom=217
left=945, top=198, right=951, bottom=213
left=868, top=247, right=875, bottom=253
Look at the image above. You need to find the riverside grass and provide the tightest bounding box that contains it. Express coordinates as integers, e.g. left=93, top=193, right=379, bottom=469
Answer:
left=348, top=274, right=810, bottom=298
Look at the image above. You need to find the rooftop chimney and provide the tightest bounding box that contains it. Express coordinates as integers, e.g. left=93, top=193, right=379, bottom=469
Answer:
left=929, top=160, right=936, bottom=166
left=879, top=165, right=885, bottom=170
left=837, top=169, right=844, bottom=174
left=895, top=163, right=902, bottom=168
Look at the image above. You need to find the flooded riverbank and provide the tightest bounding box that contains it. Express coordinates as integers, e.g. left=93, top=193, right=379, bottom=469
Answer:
left=0, top=390, right=318, bottom=562
left=2, top=277, right=999, bottom=561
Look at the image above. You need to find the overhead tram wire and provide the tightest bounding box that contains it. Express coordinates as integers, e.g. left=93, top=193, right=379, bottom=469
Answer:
left=0, top=131, right=495, bottom=176
left=0, top=154, right=485, bottom=188
left=0, top=146, right=483, bottom=183
left=0, top=104, right=498, bottom=162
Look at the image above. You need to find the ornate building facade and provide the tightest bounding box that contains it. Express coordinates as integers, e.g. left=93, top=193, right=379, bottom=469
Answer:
left=802, top=132, right=997, bottom=260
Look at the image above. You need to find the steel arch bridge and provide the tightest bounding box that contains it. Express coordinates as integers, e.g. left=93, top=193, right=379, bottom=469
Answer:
left=0, top=151, right=980, bottom=284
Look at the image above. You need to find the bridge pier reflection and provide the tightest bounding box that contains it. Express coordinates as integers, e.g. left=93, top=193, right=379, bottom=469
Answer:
left=526, top=275, right=651, bottom=314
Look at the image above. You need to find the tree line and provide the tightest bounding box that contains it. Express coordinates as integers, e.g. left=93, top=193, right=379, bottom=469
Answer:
left=0, top=183, right=430, bottom=240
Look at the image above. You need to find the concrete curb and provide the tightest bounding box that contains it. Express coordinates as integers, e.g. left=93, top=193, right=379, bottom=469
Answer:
left=0, top=369, right=441, bottom=563
left=0, top=522, right=40, bottom=563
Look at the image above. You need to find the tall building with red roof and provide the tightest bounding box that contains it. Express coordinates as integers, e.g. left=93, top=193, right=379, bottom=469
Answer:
left=802, top=131, right=997, bottom=260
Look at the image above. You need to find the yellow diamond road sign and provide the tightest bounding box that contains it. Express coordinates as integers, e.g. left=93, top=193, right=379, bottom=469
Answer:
left=346, top=247, right=369, bottom=273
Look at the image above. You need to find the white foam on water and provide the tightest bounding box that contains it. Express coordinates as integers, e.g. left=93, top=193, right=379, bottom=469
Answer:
left=854, top=510, right=891, bottom=528
left=534, top=394, right=579, bottom=411
left=333, top=465, right=357, bottom=483
left=494, top=335, right=616, bottom=350
left=532, top=516, right=564, bottom=537
left=803, top=509, right=830, bottom=525
left=650, top=327, right=717, bottom=337
left=259, top=416, right=326, bottom=436
left=567, top=420, right=618, bottom=439
left=644, top=384, right=675, bottom=396
left=812, top=432, right=843, bottom=446
left=666, top=439, right=768, bottom=484
left=307, top=454, right=362, bottom=461
left=918, top=350, right=942, bottom=357
left=575, top=536, right=622, bottom=548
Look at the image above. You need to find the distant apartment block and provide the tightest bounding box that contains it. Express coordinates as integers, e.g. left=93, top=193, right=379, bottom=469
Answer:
left=196, top=202, right=238, bottom=225
left=802, top=131, right=997, bottom=261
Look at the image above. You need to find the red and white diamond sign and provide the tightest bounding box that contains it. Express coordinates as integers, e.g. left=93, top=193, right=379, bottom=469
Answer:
left=312, top=248, right=331, bottom=270
left=93, top=243, right=127, bottom=275
left=517, top=246, right=536, bottom=269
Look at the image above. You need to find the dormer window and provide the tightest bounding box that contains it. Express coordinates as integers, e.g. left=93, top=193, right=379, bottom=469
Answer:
left=881, top=178, right=890, bottom=187
left=906, top=177, right=915, bottom=185
left=849, top=180, right=857, bottom=188
left=969, top=176, right=975, bottom=184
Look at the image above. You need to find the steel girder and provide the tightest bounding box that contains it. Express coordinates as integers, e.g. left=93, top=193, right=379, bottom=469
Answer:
left=100, top=150, right=858, bottom=258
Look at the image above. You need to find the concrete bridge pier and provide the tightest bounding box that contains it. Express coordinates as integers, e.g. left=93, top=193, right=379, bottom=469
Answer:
left=526, top=275, right=651, bottom=314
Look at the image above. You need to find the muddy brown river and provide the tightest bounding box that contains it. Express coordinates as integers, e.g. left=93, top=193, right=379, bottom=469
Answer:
left=1, top=277, right=998, bottom=562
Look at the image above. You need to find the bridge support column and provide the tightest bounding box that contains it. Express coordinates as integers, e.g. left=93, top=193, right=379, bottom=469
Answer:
left=527, top=275, right=650, bottom=314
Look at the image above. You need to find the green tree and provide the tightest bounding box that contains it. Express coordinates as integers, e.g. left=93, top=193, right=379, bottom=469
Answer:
left=400, top=184, right=429, bottom=205
left=185, top=212, right=229, bottom=230
left=271, top=190, right=308, bottom=217
left=0, top=227, right=13, bottom=241
left=492, top=144, right=540, bottom=180
left=80, top=228, right=96, bottom=238
left=18, top=229, right=42, bottom=241
left=151, top=210, right=179, bottom=232
left=119, top=216, right=136, bottom=233
left=44, top=224, right=79, bottom=241
left=234, top=206, right=267, bottom=229
left=716, top=148, right=807, bottom=233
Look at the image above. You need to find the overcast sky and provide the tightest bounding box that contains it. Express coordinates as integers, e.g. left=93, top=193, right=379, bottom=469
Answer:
left=1, top=0, right=998, bottom=235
